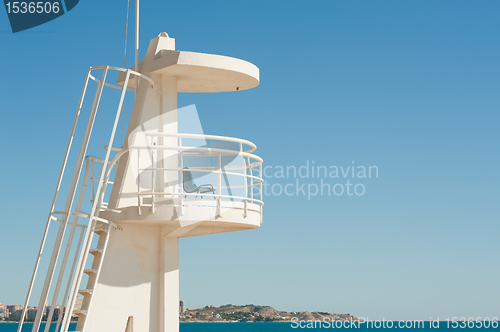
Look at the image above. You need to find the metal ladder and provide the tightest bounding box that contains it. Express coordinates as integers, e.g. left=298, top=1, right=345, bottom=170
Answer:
left=72, top=220, right=113, bottom=331
left=56, top=154, right=119, bottom=332
left=16, top=67, right=140, bottom=332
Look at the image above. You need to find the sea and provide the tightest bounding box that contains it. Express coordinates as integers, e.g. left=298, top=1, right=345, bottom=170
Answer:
left=0, top=322, right=498, bottom=332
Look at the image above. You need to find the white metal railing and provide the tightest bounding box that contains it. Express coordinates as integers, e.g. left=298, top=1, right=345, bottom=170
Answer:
left=133, top=132, right=264, bottom=219
left=91, top=132, right=264, bottom=220
left=88, top=153, right=121, bottom=213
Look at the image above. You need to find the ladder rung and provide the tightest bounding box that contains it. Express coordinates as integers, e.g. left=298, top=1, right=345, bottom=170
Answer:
left=100, top=207, right=121, bottom=213
left=73, top=309, right=88, bottom=316
left=78, top=288, right=93, bottom=295
left=84, top=268, right=98, bottom=275
left=94, top=226, right=109, bottom=234
left=89, top=247, right=104, bottom=255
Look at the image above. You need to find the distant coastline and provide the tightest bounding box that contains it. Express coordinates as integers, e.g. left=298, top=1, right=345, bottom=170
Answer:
left=179, top=304, right=357, bottom=323
left=1, top=304, right=356, bottom=324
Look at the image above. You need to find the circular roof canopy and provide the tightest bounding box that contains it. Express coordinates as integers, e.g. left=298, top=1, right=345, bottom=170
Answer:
left=121, top=50, right=259, bottom=93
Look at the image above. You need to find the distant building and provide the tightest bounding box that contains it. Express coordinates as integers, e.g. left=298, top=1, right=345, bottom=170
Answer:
left=7, top=305, right=24, bottom=320
left=54, top=306, right=61, bottom=319
left=0, top=308, right=9, bottom=319
left=179, top=300, right=184, bottom=314
left=27, top=307, right=38, bottom=320
left=7, top=304, right=23, bottom=311
left=45, top=306, right=62, bottom=320
left=0, top=303, right=7, bottom=310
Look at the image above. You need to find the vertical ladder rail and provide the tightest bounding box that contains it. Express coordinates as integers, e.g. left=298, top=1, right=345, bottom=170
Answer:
left=91, top=160, right=95, bottom=204
left=60, top=215, right=97, bottom=332
left=61, top=151, right=128, bottom=332
left=32, top=67, right=109, bottom=332
left=61, top=70, right=132, bottom=332
left=17, top=69, right=92, bottom=332
left=54, top=223, right=85, bottom=332
left=44, top=158, right=93, bottom=332
left=135, top=0, right=139, bottom=90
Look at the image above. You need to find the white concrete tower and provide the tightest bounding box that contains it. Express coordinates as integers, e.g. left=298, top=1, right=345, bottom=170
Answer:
left=19, top=33, right=263, bottom=332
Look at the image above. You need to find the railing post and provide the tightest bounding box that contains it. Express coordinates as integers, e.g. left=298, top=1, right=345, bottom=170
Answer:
left=242, top=153, right=248, bottom=218
left=260, top=163, right=263, bottom=223
left=179, top=137, right=183, bottom=216
left=151, top=136, right=155, bottom=214
left=137, top=147, right=141, bottom=215
left=248, top=157, right=253, bottom=202
left=259, top=164, right=262, bottom=202
left=217, top=153, right=222, bottom=218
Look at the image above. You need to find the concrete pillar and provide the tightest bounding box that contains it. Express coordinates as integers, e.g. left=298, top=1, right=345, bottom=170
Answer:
left=157, top=75, right=178, bottom=197
left=160, top=234, right=179, bottom=332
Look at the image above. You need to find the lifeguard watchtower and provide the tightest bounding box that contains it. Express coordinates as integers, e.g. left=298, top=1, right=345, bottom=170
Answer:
left=18, top=32, right=263, bottom=332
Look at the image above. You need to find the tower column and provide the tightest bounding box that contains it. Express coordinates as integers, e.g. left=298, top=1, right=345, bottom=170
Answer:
left=159, top=233, right=179, bottom=332
left=156, top=75, right=178, bottom=197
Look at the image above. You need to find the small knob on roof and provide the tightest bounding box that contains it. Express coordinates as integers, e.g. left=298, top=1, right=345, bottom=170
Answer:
left=158, top=32, right=169, bottom=37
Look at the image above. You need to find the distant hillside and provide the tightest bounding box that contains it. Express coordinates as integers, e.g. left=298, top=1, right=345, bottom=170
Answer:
left=180, top=304, right=358, bottom=323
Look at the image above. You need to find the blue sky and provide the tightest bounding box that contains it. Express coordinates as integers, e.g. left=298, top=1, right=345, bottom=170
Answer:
left=1, top=0, right=499, bottom=321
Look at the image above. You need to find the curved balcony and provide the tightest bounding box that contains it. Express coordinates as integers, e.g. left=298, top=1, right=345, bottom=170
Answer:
left=97, top=132, right=264, bottom=236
